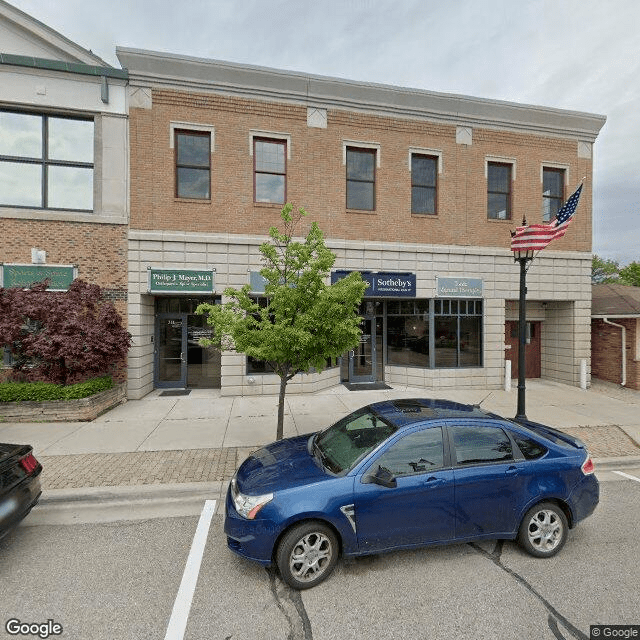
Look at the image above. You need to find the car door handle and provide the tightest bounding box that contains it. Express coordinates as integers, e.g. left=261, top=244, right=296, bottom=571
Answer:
left=422, top=476, right=444, bottom=487
left=506, top=465, right=519, bottom=476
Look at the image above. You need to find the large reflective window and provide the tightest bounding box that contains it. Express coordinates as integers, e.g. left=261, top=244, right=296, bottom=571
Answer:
left=0, top=161, right=41, bottom=207
left=48, top=117, right=94, bottom=163
left=0, top=111, right=94, bottom=210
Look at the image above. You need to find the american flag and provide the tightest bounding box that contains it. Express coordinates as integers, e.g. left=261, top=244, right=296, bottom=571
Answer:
left=511, top=183, right=583, bottom=252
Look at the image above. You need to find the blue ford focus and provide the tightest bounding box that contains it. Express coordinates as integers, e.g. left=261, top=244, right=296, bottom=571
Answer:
left=224, top=399, right=599, bottom=589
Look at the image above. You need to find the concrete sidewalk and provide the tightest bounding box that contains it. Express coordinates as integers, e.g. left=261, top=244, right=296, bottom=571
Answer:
left=1, top=379, right=639, bottom=494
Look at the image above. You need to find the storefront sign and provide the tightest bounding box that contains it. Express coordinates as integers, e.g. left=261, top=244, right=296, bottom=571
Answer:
left=0, top=264, right=76, bottom=291
left=331, top=271, right=416, bottom=298
left=148, top=268, right=215, bottom=294
left=436, top=277, right=483, bottom=297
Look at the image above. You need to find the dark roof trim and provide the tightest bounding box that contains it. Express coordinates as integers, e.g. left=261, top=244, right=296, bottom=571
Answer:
left=0, top=53, right=127, bottom=79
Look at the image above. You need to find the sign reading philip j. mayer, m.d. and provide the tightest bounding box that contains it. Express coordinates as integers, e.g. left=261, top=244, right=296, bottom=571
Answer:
left=148, top=269, right=215, bottom=294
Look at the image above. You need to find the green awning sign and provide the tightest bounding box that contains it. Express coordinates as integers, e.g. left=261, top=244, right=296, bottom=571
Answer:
left=148, top=269, right=215, bottom=294
left=1, top=264, right=76, bottom=291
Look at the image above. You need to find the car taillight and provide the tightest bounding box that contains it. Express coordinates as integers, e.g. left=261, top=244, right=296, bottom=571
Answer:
left=19, top=453, right=39, bottom=474
left=581, top=455, right=595, bottom=475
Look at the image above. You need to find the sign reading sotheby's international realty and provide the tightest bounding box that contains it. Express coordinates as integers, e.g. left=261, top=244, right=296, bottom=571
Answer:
left=1, top=264, right=76, bottom=291
left=331, top=271, right=416, bottom=297
left=148, top=268, right=215, bottom=294
left=436, top=277, right=483, bottom=297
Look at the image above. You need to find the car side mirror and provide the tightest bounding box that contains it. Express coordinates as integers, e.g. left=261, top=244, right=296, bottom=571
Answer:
left=363, top=465, right=397, bottom=489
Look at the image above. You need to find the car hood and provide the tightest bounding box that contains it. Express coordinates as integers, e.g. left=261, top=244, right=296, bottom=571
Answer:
left=235, top=434, right=329, bottom=494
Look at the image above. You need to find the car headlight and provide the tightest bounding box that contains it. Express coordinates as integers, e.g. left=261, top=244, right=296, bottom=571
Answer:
left=230, top=478, right=274, bottom=520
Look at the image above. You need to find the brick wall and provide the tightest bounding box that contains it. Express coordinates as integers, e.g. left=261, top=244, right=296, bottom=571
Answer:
left=592, top=318, right=640, bottom=390
left=128, top=89, right=593, bottom=253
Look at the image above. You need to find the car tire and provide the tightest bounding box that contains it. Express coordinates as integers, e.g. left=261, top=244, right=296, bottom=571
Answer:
left=518, top=502, right=568, bottom=558
left=276, top=521, right=339, bottom=590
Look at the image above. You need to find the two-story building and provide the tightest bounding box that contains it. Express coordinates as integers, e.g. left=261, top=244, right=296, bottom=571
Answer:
left=116, top=48, right=606, bottom=399
left=0, top=0, right=129, bottom=373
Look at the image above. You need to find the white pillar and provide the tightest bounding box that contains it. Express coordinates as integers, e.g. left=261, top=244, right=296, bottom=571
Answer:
left=505, top=359, right=512, bottom=392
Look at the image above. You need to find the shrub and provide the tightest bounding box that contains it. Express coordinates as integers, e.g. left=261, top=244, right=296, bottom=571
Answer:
left=0, top=376, right=113, bottom=403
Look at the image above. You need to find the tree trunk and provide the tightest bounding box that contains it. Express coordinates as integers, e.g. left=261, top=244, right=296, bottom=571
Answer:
left=276, top=374, right=288, bottom=441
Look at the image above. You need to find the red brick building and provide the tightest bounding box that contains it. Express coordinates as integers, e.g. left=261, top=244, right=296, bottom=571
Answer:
left=592, top=283, right=640, bottom=390
left=118, top=48, right=606, bottom=399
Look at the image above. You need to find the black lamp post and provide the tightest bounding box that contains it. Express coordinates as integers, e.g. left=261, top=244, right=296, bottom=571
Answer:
left=513, top=245, right=534, bottom=422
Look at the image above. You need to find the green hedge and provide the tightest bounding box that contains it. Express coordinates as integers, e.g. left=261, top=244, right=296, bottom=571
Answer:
left=0, top=376, right=113, bottom=403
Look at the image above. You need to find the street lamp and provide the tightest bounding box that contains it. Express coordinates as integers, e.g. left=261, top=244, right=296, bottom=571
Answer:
left=513, top=244, right=535, bottom=422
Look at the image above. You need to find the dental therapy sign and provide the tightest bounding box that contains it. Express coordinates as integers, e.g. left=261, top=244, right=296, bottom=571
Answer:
left=331, top=271, right=416, bottom=298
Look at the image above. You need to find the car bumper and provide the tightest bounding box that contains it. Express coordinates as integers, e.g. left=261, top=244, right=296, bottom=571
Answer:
left=0, top=474, right=42, bottom=540
left=224, top=484, right=281, bottom=566
left=568, top=474, right=599, bottom=526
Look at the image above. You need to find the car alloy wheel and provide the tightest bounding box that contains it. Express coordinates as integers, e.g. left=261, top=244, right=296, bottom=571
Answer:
left=518, top=502, right=568, bottom=558
left=276, top=521, right=338, bottom=590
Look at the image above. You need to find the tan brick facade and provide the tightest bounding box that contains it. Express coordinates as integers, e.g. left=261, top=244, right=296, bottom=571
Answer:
left=129, top=88, right=593, bottom=253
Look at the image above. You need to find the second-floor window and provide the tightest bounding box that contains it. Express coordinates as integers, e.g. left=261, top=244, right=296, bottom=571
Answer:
left=542, top=168, right=564, bottom=222
left=411, top=154, right=437, bottom=215
left=0, top=110, right=94, bottom=211
left=346, top=147, right=376, bottom=210
left=175, top=130, right=211, bottom=199
left=487, top=162, right=512, bottom=220
left=254, top=138, right=286, bottom=203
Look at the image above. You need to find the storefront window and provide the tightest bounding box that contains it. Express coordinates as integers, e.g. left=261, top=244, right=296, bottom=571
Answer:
left=387, top=300, right=430, bottom=368
left=434, top=299, right=483, bottom=368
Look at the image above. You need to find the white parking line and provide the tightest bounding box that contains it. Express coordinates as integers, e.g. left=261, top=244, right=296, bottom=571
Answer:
left=613, top=471, right=640, bottom=483
left=164, top=499, right=217, bottom=640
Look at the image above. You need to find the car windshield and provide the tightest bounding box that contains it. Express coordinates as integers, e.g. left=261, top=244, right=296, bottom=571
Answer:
left=314, top=408, right=397, bottom=475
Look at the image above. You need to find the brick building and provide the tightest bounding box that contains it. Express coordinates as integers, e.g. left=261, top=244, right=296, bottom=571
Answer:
left=117, top=48, right=606, bottom=399
left=591, top=283, right=640, bottom=390
left=0, top=1, right=129, bottom=371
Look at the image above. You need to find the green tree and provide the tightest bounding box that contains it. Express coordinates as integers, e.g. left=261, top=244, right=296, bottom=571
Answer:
left=619, top=262, right=640, bottom=287
left=196, top=204, right=367, bottom=440
left=591, top=255, right=620, bottom=283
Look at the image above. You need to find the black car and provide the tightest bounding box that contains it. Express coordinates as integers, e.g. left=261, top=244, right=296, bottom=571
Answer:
left=0, top=443, right=42, bottom=540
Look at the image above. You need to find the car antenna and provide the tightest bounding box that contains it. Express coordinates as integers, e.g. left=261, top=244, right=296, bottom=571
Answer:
left=473, top=392, right=493, bottom=410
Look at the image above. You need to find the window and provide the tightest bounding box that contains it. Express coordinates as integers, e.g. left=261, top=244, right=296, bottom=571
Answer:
left=487, top=162, right=512, bottom=220
left=254, top=138, right=286, bottom=203
left=434, top=299, right=483, bottom=368
left=346, top=147, right=375, bottom=210
left=542, top=168, right=564, bottom=222
left=513, top=435, right=547, bottom=460
left=387, top=300, right=430, bottom=368
left=374, top=428, right=444, bottom=476
left=451, top=426, right=513, bottom=465
left=411, top=154, right=437, bottom=214
left=0, top=110, right=94, bottom=210
left=175, top=130, right=211, bottom=199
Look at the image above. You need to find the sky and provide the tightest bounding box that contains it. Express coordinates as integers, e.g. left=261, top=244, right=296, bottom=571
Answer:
left=9, top=0, right=640, bottom=264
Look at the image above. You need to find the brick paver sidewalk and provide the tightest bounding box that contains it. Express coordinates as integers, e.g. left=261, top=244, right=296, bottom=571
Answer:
left=37, top=424, right=639, bottom=491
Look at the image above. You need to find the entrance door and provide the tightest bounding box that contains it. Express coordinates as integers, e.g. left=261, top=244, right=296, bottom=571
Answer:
left=505, top=321, right=541, bottom=379
left=349, top=316, right=377, bottom=383
left=156, top=314, right=187, bottom=387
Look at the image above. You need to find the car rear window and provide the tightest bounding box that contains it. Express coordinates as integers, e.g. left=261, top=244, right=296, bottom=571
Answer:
left=513, top=436, right=547, bottom=460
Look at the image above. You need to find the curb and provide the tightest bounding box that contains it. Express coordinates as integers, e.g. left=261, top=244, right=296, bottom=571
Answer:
left=592, top=456, right=640, bottom=470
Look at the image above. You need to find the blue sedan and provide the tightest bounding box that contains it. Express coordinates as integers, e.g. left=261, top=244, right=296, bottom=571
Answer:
left=224, top=399, right=599, bottom=589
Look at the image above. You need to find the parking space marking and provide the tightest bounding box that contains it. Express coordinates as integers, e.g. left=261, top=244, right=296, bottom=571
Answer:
left=164, top=499, right=216, bottom=640
left=613, top=471, right=640, bottom=483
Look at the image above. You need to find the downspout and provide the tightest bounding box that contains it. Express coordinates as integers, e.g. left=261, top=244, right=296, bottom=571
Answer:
left=603, top=318, right=626, bottom=386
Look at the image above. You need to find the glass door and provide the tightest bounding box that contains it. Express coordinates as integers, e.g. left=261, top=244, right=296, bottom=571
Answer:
left=156, top=314, right=187, bottom=388
left=349, top=316, right=376, bottom=383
